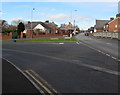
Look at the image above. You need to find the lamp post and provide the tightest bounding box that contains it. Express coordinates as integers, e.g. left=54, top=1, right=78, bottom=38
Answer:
left=73, top=10, right=77, bottom=27
left=70, top=10, right=77, bottom=37
left=31, top=8, right=35, bottom=38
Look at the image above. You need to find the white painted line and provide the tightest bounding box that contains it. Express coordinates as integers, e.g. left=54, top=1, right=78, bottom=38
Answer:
left=59, top=43, right=64, bottom=45
left=74, top=61, right=120, bottom=76
left=106, top=43, right=110, bottom=45
left=106, top=54, right=110, bottom=57
left=100, top=52, right=106, bottom=55
left=97, top=50, right=101, bottom=52
left=79, top=42, right=119, bottom=61
left=111, top=56, right=117, bottom=60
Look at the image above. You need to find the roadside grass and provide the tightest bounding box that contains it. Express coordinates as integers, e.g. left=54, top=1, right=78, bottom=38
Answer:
left=27, top=37, right=77, bottom=42
left=2, top=37, right=77, bottom=43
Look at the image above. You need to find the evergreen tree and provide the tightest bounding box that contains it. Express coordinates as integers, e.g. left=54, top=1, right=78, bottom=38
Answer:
left=17, top=22, right=25, bottom=37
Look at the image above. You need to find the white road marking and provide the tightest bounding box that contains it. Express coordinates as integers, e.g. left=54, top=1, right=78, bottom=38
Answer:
left=74, top=61, right=120, bottom=76
left=106, top=43, right=112, bottom=45
left=111, top=56, right=117, bottom=60
left=100, top=52, right=106, bottom=55
left=97, top=50, right=101, bottom=52
left=106, top=54, right=110, bottom=57
left=59, top=43, right=64, bottom=44
left=3, top=49, right=120, bottom=75
left=77, top=41, right=119, bottom=61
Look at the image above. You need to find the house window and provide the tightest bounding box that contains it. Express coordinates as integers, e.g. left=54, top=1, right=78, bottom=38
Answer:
left=48, top=30, right=52, bottom=34
left=115, top=25, right=120, bottom=28
left=38, top=32, right=45, bottom=35
left=115, top=25, right=118, bottom=28
left=55, top=30, right=60, bottom=34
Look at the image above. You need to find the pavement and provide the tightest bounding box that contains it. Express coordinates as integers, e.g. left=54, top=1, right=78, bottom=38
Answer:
left=2, top=33, right=119, bottom=94
left=2, top=58, right=40, bottom=94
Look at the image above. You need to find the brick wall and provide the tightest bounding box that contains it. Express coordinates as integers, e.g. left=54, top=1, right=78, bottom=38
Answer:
left=25, top=29, right=64, bottom=38
left=26, top=30, right=33, bottom=38
left=32, top=34, right=63, bottom=38
left=0, top=32, right=12, bottom=40
left=96, top=29, right=103, bottom=32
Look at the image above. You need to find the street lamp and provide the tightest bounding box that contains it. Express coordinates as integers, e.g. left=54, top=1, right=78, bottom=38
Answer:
left=70, top=10, right=77, bottom=37
left=73, top=10, right=77, bottom=27
left=31, top=8, right=35, bottom=38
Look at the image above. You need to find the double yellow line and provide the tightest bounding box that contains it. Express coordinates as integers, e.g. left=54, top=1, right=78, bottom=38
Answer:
left=24, top=69, right=60, bottom=95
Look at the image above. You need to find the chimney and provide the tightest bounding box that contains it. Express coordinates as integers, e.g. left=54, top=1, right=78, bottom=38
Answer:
left=45, top=20, right=49, bottom=23
left=110, top=18, right=114, bottom=21
left=116, top=13, right=120, bottom=18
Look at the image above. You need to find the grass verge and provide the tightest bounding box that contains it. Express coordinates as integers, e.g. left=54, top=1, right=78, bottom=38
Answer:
left=2, top=37, right=77, bottom=43
left=27, top=37, right=77, bottom=42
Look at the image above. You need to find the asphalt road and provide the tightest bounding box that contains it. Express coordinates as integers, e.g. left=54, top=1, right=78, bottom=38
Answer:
left=75, top=33, right=119, bottom=58
left=2, top=34, right=119, bottom=94
left=2, top=58, right=40, bottom=94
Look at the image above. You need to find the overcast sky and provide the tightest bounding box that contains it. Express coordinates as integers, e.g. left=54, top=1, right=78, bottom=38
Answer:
left=1, top=1, right=119, bottom=30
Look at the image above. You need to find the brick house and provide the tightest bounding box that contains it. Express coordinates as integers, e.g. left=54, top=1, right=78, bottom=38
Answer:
left=107, top=13, right=120, bottom=32
left=59, top=22, right=79, bottom=36
left=44, top=21, right=61, bottom=34
left=94, top=14, right=120, bottom=32
left=23, top=21, right=63, bottom=38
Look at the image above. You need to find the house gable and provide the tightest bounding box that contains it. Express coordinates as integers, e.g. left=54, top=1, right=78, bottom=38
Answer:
left=34, top=24, right=45, bottom=31
left=95, top=20, right=109, bottom=29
